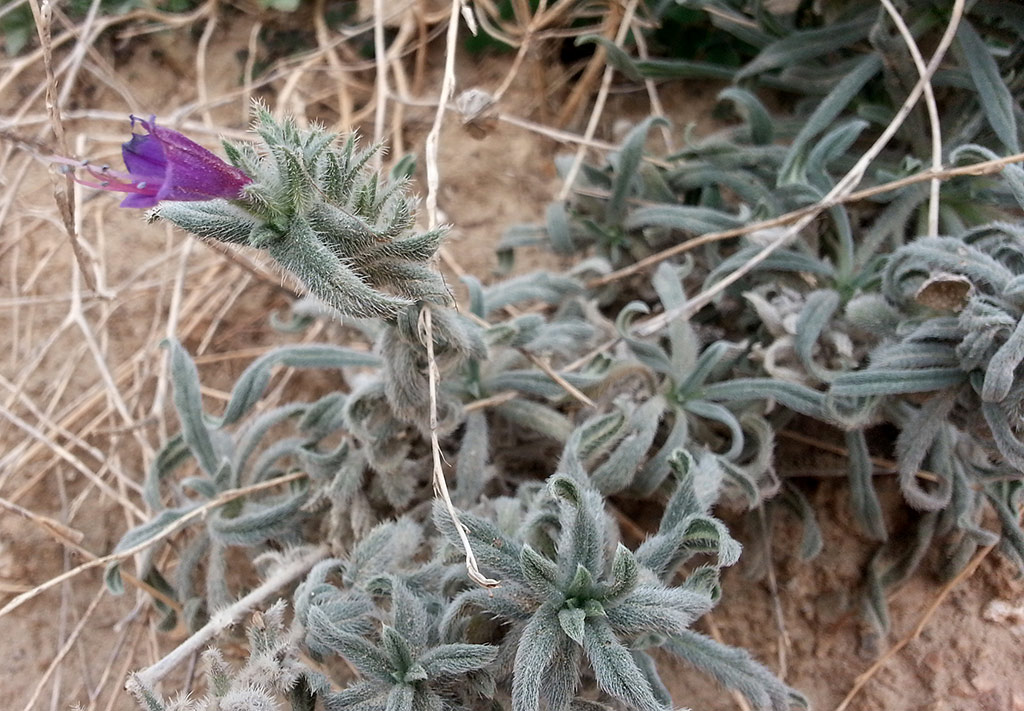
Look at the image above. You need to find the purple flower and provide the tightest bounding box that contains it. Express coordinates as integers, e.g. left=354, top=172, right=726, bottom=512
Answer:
left=62, top=115, right=252, bottom=208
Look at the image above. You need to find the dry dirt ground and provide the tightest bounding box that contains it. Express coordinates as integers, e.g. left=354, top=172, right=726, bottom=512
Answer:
left=0, top=4, right=1021, bottom=711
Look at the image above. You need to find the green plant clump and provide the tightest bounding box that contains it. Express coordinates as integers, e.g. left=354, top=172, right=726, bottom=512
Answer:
left=102, top=2, right=1024, bottom=710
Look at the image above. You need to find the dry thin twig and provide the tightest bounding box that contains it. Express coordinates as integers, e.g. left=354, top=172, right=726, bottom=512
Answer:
left=634, top=0, right=966, bottom=337
left=586, top=149, right=1024, bottom=291
left=27, top=0, right=102, bottom=294
left=0, top=471, right=309, bottom=619
left=556, top=0, right=638, bottom=202
left=420, top=307, right=499, bottom=588
left=879, top=0, right=942, bottom=236
left=416, top=0, right=500, bottom=589
left=20, top=584, right=107, bottom=711
left=832, top=543, right=996, bottom=711
left=129, top=544, right=328, bottom=689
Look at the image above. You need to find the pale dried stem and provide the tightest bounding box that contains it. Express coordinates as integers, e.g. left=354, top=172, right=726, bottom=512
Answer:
left=83, top=620, right=139, bottom=711
left=420, top=307, right=500, bottom=588
left=22, top=584, right=106, bottom=711
left=0, top=399, right=146, bottom=519
left=423, top=0, right=462, bottom=231
left=129, top=544, right=328, bottom=690
left=557, top=0, right=638, bottom=202
left=195, top=1, right=219, bottom=129
left=833, top=543, right=996, bottom=711
left=630, top=17, right=673, bottom=153
left=587, top=149, right=1024, bottom=292
left=314, top=0, right=351, bottom=130
left=26, top=0, right=103, bottom=294
left=372, top=0, right=390, bottom=164
left=778, top=429, right=940, bottom=484
left=879, top=0, right=942, bottom=236
left=463, top=390, right=519, bottom=412
left=463, top=310, right=595, bottom=408
left=554, top=7, right=618, bottom=128
left=0, top=471, right=309, bottom=619
left=648, top=0, right=968, bottom=334
left=757, top=504, right=790, bottom=679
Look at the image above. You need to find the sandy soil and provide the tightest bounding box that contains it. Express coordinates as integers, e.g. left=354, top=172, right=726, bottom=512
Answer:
left=0, top=5, right=1021, bottom=711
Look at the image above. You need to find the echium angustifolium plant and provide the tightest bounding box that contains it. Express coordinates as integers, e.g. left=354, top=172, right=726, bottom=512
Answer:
left=502, top=0, right=1024, bottom=641
left=100, top=107, right=806, bottom=710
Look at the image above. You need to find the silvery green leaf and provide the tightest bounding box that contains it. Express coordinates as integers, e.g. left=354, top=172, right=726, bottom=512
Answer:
left=737, top=11, right=874, bottom=79
left=956, top=21, right=1020, bottom=153
left=433, top=501, right=523, bottom=580
left=630, top=649, right=673, bottom=709
left=982, top=400, right=1024, bottom=471
left=704, top=246, right=836, bottom=287
left=551, top=476, right=606, bottom=578
left=647, top=259, right=688, bottom=309
left=385, top=683, right=414, bottom=711
left=718, top=87, right=773, bottom=145
left=165, top=339, right=220, bottom=476
left=845, top=429, right=887, bottom=541
left=804, top=119, right=869, bottom=190
left=676, top=341, right=738, bottom=396
left=542, top=632, right=584, bottom=711
left=624, top=205, right=745, bottom=233
left=144, top=433, right=190, bottom=510
left=981, top=317, right=1024, bottom=403
left=575, top=411, right=628, bottom=461
left=895, top=393, right=956, bottom=511
left=829, top=368, right=966, bottom=398
left=631, top=57, right=736, bottom=81
left=481, top=271, right=581, bottom=316
left=558, top=607, right=587, bottom=645
left=565, top=563, right=596, bottom=600
left=662, top=449, right=723, bottom=526
left=325, top=681, right=386, bottom=710
left=419, top=643, right=498, bottom=676
left=987, top=483, right=1024, bottom=571
left=607, top=116, right=671, bottom=225
left=779, top=54, right=882, bottom=184
left=104, top=561, right=126, bottom=596
left=485, top=370, right=600, bottom=400
left=780, top=485, right=823, bottom=560
left=390, top=579, right=429, bottom=648
left=455, top=411, right=491, bottom=507
left=381, top=625, right=416, bottom=679
left=546, top=201, right=575, bottom=255
left=575, top=34, right=643, bottom=81
left=266, top=219, right=411, bottom=319
left=112, top=504, right=199, bottom=555
left=606, top=544, right=640, bottom=601
left=512, top=602, right=561, bottom=711
left=632, top=416, right=690, bottom=497
left=592, top=397, right=665, bottom=494
left=311, top=614, right=392, bottom=679
left=616, top=301, right=673, bottom=374
left=155, top=199, right=262, bottom=245
left=493, top=398, right=573, bottom=442
left=583, top=619, right=665, bottom=711
left=682, top=400, right=744, bottom=460
left=663, top=630, right=803, bottom=711
left=794, top=289, right=842, bottom=383
left=521, top=544, right=559, bottom=595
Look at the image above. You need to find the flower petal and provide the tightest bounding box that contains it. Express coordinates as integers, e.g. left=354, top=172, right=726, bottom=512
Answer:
left=121, top=132, right=167, bottom=181
left=139, top=118, right=251, bottom=203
